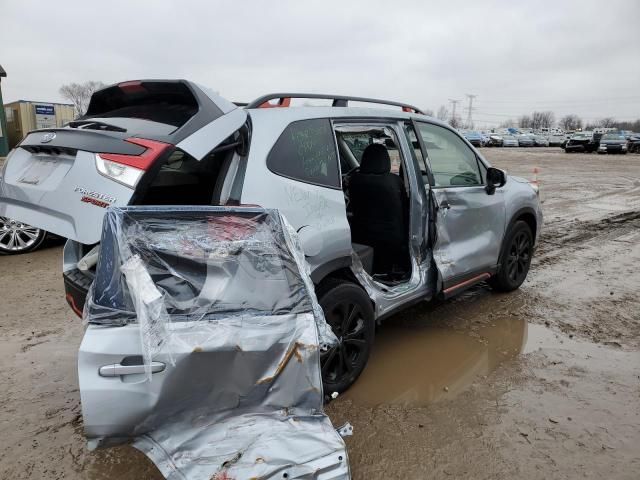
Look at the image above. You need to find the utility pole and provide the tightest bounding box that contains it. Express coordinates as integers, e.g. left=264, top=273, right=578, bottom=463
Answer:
left=448, top=99, right=459, bottom=127
left=465, top=94, right=476, bottom=129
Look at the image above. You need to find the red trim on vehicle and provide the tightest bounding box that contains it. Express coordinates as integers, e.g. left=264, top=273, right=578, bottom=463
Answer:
left=66, top=293, right=83, bottom=318
left=443, top=273, right=491, bottom=295
left=118, top=81, right=146, bottom=93
left=258, top=97, right=291, bottom=108
left=99, top=138, right=172, bottom=170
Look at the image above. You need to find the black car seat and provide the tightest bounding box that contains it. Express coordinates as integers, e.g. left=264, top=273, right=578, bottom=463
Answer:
left=349, top=143, right=408, bottom=274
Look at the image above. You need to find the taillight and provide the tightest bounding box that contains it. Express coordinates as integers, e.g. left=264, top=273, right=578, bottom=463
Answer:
left=95, top=138, right=171, bottom=188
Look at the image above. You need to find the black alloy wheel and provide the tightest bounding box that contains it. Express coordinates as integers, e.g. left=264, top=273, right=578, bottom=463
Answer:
left=317, top=279, right=375, bottom=395
left=489, top=220, right=534, bottom=292
left=506, top=230, right=531, bottom=285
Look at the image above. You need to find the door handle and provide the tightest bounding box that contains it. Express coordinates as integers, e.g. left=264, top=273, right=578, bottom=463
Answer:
left=439, top=200, right=451, bottom=210
left=99, top=361, right=166, bottom=377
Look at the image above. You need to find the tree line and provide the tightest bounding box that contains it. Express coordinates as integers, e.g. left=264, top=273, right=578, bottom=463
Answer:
left=498, top=111, right=640, bottom=132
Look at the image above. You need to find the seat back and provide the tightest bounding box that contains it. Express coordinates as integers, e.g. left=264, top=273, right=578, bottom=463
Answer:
left=349, top=144, right=407, bottom=259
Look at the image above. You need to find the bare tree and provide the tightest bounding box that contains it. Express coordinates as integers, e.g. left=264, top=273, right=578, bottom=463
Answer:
left=518, top=115, right=532, bottom=129
left=449, top=115, right=463, bottom=129
left=436, top=105, right=449, bottom=121
left=531, top=111, right=555, bottom=129
left=559, top=114, right=582, bottom=131
left=598, top=117, right=616, bottom=128
left=59, top=81, right=107, bottom=117
left=499, top=119, right=516, bottom=128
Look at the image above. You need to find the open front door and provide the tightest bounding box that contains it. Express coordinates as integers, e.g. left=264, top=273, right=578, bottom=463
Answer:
left=412, top=121, right=506, bottom=297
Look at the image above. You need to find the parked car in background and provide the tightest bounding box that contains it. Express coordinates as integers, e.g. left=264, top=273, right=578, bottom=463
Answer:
left=627, top=134, right=640, bottom=153
left=565, top=131, right=599, bottom=153
left=517, top=134, right=534, bottom=147
left=531, top=134, right=549, bottom=147
left=0, top=80, right=543, bottom=393
left=598, top=133, right=628, bottom=154
left=485, top=133, right=504, bottom=147
left=502, top=135, right=519, bottom=147
left=547, top=134, right=565, bottom=147
left=461, top=130, right=484, bottom=147
left=0, top=216, right=48, bottom=254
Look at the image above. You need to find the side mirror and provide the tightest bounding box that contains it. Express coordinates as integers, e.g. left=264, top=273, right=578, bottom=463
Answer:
left=486, top=167, right=506, bottom=195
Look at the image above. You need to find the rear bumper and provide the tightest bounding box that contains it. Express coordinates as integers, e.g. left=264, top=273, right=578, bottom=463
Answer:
left=63, top=268, right=92, bottom=317
left=599, top=145, right=625, bottom=153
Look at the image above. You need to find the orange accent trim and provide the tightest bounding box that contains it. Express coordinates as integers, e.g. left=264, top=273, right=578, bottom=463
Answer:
left=258, top=97, right=291, bottom=108
left=66, top=293, right=83, bottom=318
left=443, top=273, right=491, bottom=295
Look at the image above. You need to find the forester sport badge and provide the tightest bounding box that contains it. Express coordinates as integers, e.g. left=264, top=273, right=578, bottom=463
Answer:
left=74, top=186, right=116, bottom=208
left=41, top=132, right=56, bottom=143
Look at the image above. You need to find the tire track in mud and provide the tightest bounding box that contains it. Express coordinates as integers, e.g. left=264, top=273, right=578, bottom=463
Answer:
left=535, top=209, right=640, bottom=266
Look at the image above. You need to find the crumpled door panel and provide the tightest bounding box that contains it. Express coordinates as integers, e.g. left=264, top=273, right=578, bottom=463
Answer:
left=79, top=206, right=349, bottom=479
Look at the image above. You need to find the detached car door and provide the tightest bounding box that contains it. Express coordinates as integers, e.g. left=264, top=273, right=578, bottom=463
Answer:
left=78, top=206, right=348, bottom=479
left=415, top=122, right=506, bottom=295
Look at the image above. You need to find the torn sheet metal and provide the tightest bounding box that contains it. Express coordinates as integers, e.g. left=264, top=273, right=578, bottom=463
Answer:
left=79, top=206, right=348, bottom=479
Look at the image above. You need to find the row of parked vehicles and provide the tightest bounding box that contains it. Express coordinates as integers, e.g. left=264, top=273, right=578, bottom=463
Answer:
left=460, top=128, right=640, bottom=154
left=460, top=130, right=564, bottom=148
left=563, top=131, right=640, bottom=154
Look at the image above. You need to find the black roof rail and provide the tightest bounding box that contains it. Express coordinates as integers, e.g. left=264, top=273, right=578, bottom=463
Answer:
left=245, top=93, right=424, bottom=114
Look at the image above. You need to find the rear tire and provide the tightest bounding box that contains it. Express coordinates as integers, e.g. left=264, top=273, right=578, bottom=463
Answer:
left=489, top=221, right=533, bottom=292
left=317, top=278, right=375, bottom=395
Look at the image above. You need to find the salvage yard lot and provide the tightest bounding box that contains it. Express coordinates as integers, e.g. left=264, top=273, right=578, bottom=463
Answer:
left=1, top=147, right=639, bottom=479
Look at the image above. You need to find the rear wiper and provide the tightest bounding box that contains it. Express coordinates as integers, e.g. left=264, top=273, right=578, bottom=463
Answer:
left=68, top=120, right=127, bottom=133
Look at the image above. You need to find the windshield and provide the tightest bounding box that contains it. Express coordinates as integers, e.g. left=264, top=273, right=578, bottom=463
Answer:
left=572, top=133, right=591, bottom=139
left=602, top=134, right=624, bottom=140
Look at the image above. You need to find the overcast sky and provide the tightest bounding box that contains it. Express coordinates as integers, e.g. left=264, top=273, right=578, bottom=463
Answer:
left=2, top=0, right=639, bottom=127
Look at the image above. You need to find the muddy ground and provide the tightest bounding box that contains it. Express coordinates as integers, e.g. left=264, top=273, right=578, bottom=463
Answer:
left=1, top=147, right=639, bottom=479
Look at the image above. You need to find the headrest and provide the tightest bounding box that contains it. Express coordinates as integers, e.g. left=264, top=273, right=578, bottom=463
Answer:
left=359, top=143, right=391, bottom=174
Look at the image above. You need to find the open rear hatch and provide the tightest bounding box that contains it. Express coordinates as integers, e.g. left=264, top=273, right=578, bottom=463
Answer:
left=0, top=80, right=246, bottom=245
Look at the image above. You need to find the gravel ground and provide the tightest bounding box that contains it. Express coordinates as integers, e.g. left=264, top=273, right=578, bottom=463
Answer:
left=1, top=147, right=639, bottom=479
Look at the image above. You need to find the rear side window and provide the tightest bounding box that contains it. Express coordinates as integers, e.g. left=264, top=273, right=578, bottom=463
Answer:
left=267, top=119, right=340, bottom=189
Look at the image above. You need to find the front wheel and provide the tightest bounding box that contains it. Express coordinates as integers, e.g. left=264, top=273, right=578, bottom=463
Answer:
left=317, top=279, right=375, bottom=395
left=489, top=221, right=533, bottom=292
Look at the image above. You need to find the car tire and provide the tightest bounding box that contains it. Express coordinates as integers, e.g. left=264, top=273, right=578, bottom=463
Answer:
left=316, top=278, right=375, bottom=395
left=0, top=217, right=47, bottom=255
left=489, top=220, right=533, bottom=292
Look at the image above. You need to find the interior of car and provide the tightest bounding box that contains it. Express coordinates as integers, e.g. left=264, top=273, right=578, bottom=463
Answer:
left=334, top=126, right=412, bottom=284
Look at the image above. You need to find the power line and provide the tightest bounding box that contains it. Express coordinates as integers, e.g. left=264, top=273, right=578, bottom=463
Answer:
left=465, top=93, right=476, bottom=129
left=448, top=98, right=460, bottom=124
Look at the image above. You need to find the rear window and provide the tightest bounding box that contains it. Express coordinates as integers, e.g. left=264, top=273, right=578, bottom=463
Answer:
left=85, top=81, right=199, bottom=128
left=266, top=119, right=340, bottom=189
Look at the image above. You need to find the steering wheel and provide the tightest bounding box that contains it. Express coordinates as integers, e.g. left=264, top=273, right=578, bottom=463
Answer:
left=449, top=172, right=479, bottom=186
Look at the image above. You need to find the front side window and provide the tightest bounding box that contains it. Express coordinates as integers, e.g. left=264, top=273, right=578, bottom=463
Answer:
left=416, top=123, right=482, bottom=187
left=267, top=118, right=340, bottom=189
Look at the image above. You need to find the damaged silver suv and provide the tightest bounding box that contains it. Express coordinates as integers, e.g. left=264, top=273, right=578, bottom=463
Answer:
left=0, top=80, right=542, bottom=393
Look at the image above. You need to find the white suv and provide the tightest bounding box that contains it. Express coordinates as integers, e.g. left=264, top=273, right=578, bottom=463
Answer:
left=0, top=80, right=542, bottom=392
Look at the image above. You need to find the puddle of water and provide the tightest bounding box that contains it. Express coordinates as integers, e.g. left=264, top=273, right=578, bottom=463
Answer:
left=342, top=317, right=527, bottom=406
left=342, top=318, right=617, bottom=407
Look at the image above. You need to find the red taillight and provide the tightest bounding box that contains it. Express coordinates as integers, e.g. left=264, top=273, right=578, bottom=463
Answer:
left=99, top=138, right=172, bottom=171
left=96, top=138, right=172, bottom=188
